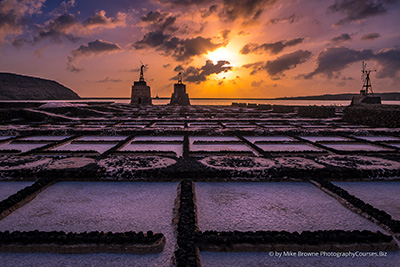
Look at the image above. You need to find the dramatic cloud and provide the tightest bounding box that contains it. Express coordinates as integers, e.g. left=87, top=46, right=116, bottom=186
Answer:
left=302, top=47, right=374, bottom=79
left=96, top=77, right=123, bottom=83
left=265, top=50, right=312, bottom=78
left=330, top=33, right=352, bottom=44
left=0, top=0, right=45, bottom=44
left=158, top=0, right=277, bottom=22
left=33, top=10, right=126, bottom=44
left=140, top=11, right=177, bottom=32
left=9, top=0, right=126, bottom=46
left=134, top=31, right=224, bottom=61
left=303, top=46, right=400, bottom=79
left=220, top=29, right=231, bottom=40
left=361, top=32, right=381, bottom=40
left=201, top=4, right=218, bottom=18
left=267, top=14, right=297, bottom=24
left=374, top=47, right=400, bottom=78
left=174, top=65, right=185, bottom=72
left=157, top=0, right=210, bottom=5
left=180, top=60, right=232, bottom=83
left=242, top=50, right=312, bottom=78
left=34, top=13, right=80, bottom=43
left=240, top=38, right=304, bottom=55
left=328, top=0, right=397, bottom=25
left=242, top=61, right=265, bottom=75
left=251, top=79, right=264, bottom=87
left=219, top=0, right=278, bottom=22
left=67, top=39, right=122, bottom=72
left=141, top=11, right=165, bottom=22
left=83, top=10, right=126, bottom=30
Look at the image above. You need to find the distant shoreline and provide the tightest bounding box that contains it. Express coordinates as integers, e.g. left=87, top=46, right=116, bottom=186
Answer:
left=79, top=92, right=400, bottom=101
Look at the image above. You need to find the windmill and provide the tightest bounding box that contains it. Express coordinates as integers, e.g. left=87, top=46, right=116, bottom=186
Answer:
left=139, top=61, right=148, bottom=82
left=351, top=61, right=381, bottom=105
left=361, top=61, right=376, bottom=95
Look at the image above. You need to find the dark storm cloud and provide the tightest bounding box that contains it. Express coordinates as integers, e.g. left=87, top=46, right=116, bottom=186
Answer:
left=158, top=0, right=277, bottom=22
left=35, top=13, right=79, bottom=43
left=303, top=46, right=400, bottom=79
left=0, top=0, right=44, bottom=45
left=330, top=33, right=352, bottom=44
left=361, top=32, right=381, bottom=40
left=141, top=11, right=165, bottom=22
left=83, top=10, right=126, bottom=28
left=201, top=4, right=218, bottom=18
left=219, top=0, right=278, bottom=22
left=242, top=61, right=265, bottom=75
left=180, top=60, right=232, bottom=83
left=268, top=14, right=297, bottom=24
left=140, top=11, right=177, bottom=32
left=374, top=48, right=400, bottom=78
left=174, top=65, right=185, bottom=72
left=96, top=77, right=123, bottom=83
left=0, top=4, right=22, bottom=30
left=34, top=10, right=126, bottom=44
left=10, top=0, right=126, bottom=47
left=157, top=0, right=209, bottom=5
left=265, top=50, right=312, bottom=78
left=302, top=47, right=374, bottom=79
left=240, top=38, right=304, bottom=55
left=71, top=39, right=121, bottom=57
left=67, top=39, right=122, bottom=72
left=328, top=0, right=398, bottom=25
left=220, top=29, right=231, bottom=40
left=133, top=31, right=224, bottom=61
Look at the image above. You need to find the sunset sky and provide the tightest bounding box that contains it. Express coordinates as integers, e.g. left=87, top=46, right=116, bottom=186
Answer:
left=0, top=0, right=399, bottom=98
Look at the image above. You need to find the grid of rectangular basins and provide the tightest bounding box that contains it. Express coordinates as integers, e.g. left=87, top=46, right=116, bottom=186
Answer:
left=0, top=134, right=399, bottom=156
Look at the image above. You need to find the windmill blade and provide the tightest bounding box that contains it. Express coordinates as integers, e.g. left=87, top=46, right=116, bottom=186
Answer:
left=361, top=61, right=366, bottom=80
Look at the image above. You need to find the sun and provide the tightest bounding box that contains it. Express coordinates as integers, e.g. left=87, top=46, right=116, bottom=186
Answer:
left=207, top=47, right=239, bottom=66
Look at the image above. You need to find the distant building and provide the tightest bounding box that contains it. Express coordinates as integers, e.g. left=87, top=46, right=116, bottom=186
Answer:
left=131, top=64, right=152, bottom=105
left=170, top=72, right=190, bottom=105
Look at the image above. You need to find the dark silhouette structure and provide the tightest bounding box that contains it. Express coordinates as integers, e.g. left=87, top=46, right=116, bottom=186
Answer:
left=351, top=61, right=381, bottom=105
left=170, top=72, right=190, bottom=105
left=131, top=64, right=152, bottom=105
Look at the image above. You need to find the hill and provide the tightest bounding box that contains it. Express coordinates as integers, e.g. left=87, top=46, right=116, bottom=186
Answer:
left=0, top=73, right=80, bottom=100
left=275, top=92, right=400, bottom=101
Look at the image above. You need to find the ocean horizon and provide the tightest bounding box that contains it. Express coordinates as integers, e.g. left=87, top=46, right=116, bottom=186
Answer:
left=3, top=98, right=400, bottom=106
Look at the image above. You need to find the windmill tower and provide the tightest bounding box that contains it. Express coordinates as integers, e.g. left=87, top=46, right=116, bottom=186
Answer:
left=351, top=61, right=381, bottom=105
left=170, top=72, right=191, bottom=105
left=360, top=61, right=376, bottom=96
left=130, top=62, right=152, bottom=105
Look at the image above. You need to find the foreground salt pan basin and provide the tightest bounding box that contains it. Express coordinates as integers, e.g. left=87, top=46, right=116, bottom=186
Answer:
left=196, top=182, right=382, bottom=232
left=334, top=182, right=400, bottom=220
left=0, top=143, right=49, bottom=153
left=200, top=251, right=400, bottom=267
left=50, top=143, right=117, bottom=154
left=0, top=182, right=178, bottom=266
left=0, top=182, right=33, bottom=201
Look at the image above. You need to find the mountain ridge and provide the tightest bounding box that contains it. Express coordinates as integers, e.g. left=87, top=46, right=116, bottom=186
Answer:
left=0, top=73, right=80, bottom=100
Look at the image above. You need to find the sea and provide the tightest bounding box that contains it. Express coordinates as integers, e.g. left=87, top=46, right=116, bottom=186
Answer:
left=3, top=99, right=400, bottom=106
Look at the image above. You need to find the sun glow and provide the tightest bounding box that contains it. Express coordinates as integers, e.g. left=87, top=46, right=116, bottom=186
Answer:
left=207, top=47, right=239, bottom=66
